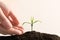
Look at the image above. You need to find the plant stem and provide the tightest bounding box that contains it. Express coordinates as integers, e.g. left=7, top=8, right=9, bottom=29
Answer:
left=31, top=24, right=33, bottom=31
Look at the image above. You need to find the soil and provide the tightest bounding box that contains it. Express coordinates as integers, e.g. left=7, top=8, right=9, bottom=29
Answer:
left=0, top=31, right=60, bottom=40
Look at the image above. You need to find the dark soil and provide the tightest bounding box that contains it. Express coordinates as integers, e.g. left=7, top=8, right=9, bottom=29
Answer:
left=0, top=31, right=60, bottom=40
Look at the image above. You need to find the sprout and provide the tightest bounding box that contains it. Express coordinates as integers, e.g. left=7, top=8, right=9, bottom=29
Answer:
left=22, top=17, right=41, bottom=31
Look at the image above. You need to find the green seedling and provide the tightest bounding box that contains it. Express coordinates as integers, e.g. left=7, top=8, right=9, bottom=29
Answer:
left=22, top=17, right=41, bottom=31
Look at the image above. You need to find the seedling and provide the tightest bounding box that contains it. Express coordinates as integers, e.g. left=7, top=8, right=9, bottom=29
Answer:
left=22, top=17, right=41, bottom=31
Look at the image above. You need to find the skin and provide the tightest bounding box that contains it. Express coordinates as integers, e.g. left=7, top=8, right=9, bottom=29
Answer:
left=0, top=2, right=24, bottom=35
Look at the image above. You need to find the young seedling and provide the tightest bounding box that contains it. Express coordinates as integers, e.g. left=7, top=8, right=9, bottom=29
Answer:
left=22, top=17, right=41, bottom=31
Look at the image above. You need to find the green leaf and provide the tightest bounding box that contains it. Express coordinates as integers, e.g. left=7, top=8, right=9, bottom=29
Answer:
left=31, top=17, right=34, bottom=24
left=31, top=17, right=34, bottom=21
left=33, top=20, right=41, bottom=24
left=22, top=22, right=31, bottom=25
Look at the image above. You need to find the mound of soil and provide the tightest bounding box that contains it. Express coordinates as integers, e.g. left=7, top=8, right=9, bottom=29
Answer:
left=0, top=31, right=60, bottom=40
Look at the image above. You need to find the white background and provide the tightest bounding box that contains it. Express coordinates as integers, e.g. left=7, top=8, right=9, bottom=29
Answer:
left=0, top=0, right=60, bottom=36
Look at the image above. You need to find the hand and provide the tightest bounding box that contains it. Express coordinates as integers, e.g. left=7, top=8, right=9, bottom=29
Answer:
left=0, top=2, right=24, bottom=35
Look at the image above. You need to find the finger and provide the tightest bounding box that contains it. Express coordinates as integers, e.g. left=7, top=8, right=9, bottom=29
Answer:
left=14, top=26, right=24, bottom=33
left=0, top=25, right=23, bottom=35
left=8, top=11, right=19, bottom=26
left=0, top=9, right=12, bottom=29
left=7, top=28, right=23, bottom=35
left=14, top=25, right=24, bottom=30
left=14, top=27, right=24, bottom=33
left=0, top=2, right=9, bottom=16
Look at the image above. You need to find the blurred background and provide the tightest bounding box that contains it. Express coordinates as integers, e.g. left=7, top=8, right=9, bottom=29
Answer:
left=0, top=0, right=60, bottom=36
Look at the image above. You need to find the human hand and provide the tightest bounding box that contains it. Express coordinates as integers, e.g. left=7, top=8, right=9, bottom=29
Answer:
left=0, top=2, right=24, bottom=35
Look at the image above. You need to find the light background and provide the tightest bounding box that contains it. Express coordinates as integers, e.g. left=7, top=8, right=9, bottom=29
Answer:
left=0, top=0, right=60, bottom=36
